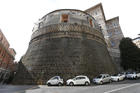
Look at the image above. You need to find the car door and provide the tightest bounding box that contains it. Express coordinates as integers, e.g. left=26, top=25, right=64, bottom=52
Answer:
left=105, top=75, right=110, bottom=82
left=102, top=76, right=106, bottom=83
left=75, top=77, right=82, bottom=85
left=120, top=74, right=125, bottom=80
left=137, top=72, right=140, bottom=78
left=51, top=77, right=59, bottom=85
left=118, top=74, right=121, bottom=80
left=119, top=74, right=122, bottom=80
left=80, top=77, right=86, bottom=85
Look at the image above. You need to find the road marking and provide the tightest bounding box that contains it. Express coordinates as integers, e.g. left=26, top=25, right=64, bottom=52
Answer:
left=104, top=83, right=140, bottom=93
left=39, top=85, right=104, bottom=89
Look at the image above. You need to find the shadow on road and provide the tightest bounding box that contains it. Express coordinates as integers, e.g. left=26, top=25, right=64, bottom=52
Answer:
left=0, top=85, right=40, bottom=93
left=106, top=79, right=140, bottom=85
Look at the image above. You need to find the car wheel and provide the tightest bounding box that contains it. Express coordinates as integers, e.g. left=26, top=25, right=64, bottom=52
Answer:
left=109, top=79, right=112, bottom=83
left=47, top=83, right=51, bottom=86
left=85, top=82, right=89, bottom=86
left=100, top=81, right=103, bottom=85
left=69, top=82, right=74, bottom=86
left=58, top=82, right=62, bottom=86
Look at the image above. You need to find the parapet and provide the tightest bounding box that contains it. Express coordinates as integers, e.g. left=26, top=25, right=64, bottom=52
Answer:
left=32, top=9, right=100, bottom=33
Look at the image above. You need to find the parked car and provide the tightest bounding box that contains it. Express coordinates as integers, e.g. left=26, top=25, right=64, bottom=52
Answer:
left=93, top=74, right=112, bottom=84
left=111, top=74, right=125, bottom=82
left=46, top=76, right=63, bottom=86
left=126, top=72, right=140, bottom=79
left=120, top=72, right=128, bottom=78
left=66, top=75, right=90, bottom=86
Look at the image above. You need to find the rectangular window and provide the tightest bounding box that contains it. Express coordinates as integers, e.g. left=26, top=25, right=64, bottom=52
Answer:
left=89, top=19, right=93, bottom=27
left=61, top=14, right=68, bottom=22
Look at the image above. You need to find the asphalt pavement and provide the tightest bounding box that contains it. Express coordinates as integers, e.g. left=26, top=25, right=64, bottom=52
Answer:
left=0, top=79, right=140, bottom=93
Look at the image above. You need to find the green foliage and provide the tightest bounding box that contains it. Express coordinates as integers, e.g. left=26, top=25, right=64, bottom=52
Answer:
left=119, top=37, right=140, bottom=71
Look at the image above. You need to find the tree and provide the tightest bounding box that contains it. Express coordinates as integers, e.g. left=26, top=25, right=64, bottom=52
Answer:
left=119, top=37, right=140, bottom=71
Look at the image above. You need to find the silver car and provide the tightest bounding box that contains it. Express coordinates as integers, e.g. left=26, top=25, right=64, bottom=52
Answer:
left=46, top=76, right=63, bottom=86
left=126, top=72, right=140, bottom=79
left=93, top=74, right=112, bottom=84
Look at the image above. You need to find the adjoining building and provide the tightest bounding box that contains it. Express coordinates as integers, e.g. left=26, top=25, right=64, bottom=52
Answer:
left=133, top=37, right=140, bottom=48
left=106, top=17, right=124, bottom=71
left=0, top=29, right=16, bottom=82
left=106, top=17, right=124, bottom=49
left=14, top=9, right=117, bottom=85
left=85, top=3, right=124, bottom=71
left=85, top=3, right=111, bottom=48
left=85, top=3, right=124, bottom=49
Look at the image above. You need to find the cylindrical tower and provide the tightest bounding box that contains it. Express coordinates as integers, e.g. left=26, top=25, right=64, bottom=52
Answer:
left=15, top=9, right=117, bottom=84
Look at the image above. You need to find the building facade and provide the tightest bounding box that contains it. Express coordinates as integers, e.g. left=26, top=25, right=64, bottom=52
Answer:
left=106, top=17, right=124, bottom=49
left=85, top=3, right=124, bottom=49
left=0, top=29, right=16, bottom=82
left=85, top=3, right=111, bottom=47
left=14, top=9, right=117, bottom=85
left=133, top=37, right=140, bottom=48
left=105, top=17, right=124, bottom=71
left=85, top=3, right=124, bottom=71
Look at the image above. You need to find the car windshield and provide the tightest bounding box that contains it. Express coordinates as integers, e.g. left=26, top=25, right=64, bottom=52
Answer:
left=112, top=74, right=118, bottom=76
left=120, top=72, right=125, bottom=74
left=127, top=72, right=135, bottom=74
left=96, top=75, right=102, bottom=78
left=73, top=77, right=77, bottom=80
left=127, top=72, right=132, bottom=74
left=51, top=76, right=59, bottom=80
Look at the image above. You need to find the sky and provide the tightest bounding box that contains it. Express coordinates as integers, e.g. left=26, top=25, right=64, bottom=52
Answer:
left=0, top=0, right=140, bottom=61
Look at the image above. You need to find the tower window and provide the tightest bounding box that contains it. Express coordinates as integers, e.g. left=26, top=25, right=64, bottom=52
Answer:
left=61, top=14, right=68, bottom=22
left=89, top=19, right=93, bottom=27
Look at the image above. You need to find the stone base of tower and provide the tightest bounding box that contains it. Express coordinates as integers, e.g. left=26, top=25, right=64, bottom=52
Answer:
left=13, top=38, right=117, bottom=85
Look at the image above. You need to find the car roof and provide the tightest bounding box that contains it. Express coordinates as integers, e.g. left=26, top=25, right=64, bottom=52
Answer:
left=100, top=74, right=109, bottom=76
left=76, top=75, right=87, bottom=77
left=52, top=76, right=60, bottom=78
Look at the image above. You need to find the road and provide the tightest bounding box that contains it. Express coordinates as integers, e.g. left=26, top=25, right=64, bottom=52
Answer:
left=0, top=79, right=140, bottom=93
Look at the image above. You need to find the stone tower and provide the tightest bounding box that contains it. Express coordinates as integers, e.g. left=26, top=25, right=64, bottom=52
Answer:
left=14, top=9, right=117, bottom=84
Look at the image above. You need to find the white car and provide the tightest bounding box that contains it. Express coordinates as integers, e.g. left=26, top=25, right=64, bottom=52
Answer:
left=93, top=74, right=112, bottom=84
left=46, top=76, right=63, bottom=86
left=120, top=72, right=127, bottom=78
left=111, top=74, right=125, bottom=82
left=66, top=75, right=90, bottom=86
left=126, top=72, right=140, bottom=79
